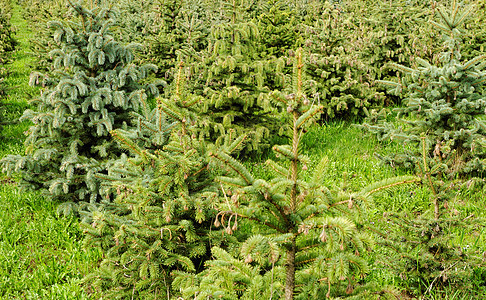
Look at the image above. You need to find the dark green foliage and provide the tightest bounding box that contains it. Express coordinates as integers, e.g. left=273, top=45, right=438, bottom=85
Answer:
left=0, top=1, right=160, bottom=206
left=81, top=65, right=234, bottom=298
left=362, top=0, right=486, bottom=177
left=0, top=0, right=15, bottom=132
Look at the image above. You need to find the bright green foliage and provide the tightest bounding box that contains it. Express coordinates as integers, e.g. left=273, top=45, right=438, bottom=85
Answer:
left=300, top=1, right=384, bottom=120
left=362, top=0, right=486, bottom=177
left=174, top=49, right=417, bottom=299
left=81, top=64, right=235, bottom=298
left=193, top=0, right=281, bottom=153
left=19, top=0, right=70, bottom=71
left=0, top=1, right=160, bottom=207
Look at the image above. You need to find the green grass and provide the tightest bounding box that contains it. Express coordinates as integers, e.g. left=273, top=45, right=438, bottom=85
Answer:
left=0, top=3, right=37, bottom=159
left=0, top=4, right=102, bottom=299
left=0, top=185, right=101, bottom=299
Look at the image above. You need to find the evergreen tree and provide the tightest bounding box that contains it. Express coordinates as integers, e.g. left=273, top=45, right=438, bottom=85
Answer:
left=192, top=0, right=281, bottom=153
left=362, top=0, right=486, bottom=177
left=462, top=0, right=486, bottom=95
left=361, top=2, right=486, bottom=296
left=462, top=0, right=486, bottom=62
left=353, top=0, right=439, bottom=107
left=174, top=49, right=417, bottom=299
left=81, top=62, right=237, bottom=298
left=144, top=0, right=209, bottom=86
left=0, top=1, right=161, bottom=208
left=372, top=135, right=485, bottom=296
left=300, top=1, right=384, bottom=120
left=255, top=0, right=300, bottom=58
left=20, top=0, right=71, bottom=71
left=109, top=0, right=159, bottom=44
left=0, top=0, right=15, bottom=56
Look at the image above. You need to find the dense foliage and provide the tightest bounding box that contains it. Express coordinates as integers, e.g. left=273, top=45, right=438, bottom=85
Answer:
left=82, top=64, right=235, bottom=298
left=0, top=1, right=161, bottom=207
left=363, top=0, right=486, bottom=177
left=173, top=49, right=418, bottom=299
left=1, top=0, right=486, bottom=299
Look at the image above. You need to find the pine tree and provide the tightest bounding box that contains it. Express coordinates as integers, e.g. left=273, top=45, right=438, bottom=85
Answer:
left=174, top=49, right=418, bottom=299
left=362, top=0, right=486, bottom=177
left=0, top=0, right=161, bottom=209
left=81, top=62, right=237, bottom=298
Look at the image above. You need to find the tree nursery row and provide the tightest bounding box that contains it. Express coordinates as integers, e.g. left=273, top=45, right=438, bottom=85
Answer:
left=0, top=0, right=486, bottom=298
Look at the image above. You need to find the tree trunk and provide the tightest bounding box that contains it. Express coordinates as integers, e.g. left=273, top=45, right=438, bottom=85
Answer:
left=284, top=237, right=297, bottom=300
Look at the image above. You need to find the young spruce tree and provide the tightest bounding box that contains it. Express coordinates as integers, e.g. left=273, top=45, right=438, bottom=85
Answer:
left=81, top=62, right=239, bottom=298
left=300, top=1, right=384, bottom=120
left=362, top=0, right=486, bottom=177
left=0, top=1, right=160, bottom=208
left=362, top=1, right=486, bottom=296
left=173, top=49, right=418, bottom=299
left=373, top=135, right=486, bottom=296
left=194, top=0, right=280, bottom=153
left=21, top=0, right=70, bottom=72
left=145, top=0, right=209, bottom=86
